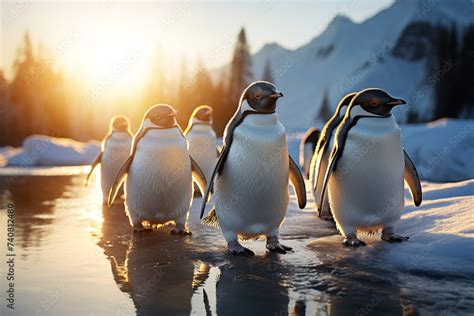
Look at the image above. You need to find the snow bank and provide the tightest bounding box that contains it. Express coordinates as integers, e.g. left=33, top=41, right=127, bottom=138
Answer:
left=401, top=119, right=474, bottom=182
left=306, top=179, right=474, bottom=275
left=1, top=135, right=100, bottom=167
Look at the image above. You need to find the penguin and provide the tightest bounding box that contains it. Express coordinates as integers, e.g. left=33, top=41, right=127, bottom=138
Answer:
left=86, top=115, right=133, bottom=205
left=299, top=128, right=320, bottom=179
left=200, top=81, right=307, bottom=255
left=108, top=104, right=207, bottom=233
left=184, top=105, right=218, bottom=181
left=318, top=88, right=422, bottom=247
left=309, top=92, right=356, bottom=219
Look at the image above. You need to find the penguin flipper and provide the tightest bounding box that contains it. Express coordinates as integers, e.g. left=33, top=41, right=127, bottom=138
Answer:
left=190, top=156, right=207, bottom=196
left=289, top=155, right=307, bottom=209
left=107, top=155, right=133, bottom=206
left=106, top=129, right=147, bottom=206
left=403, top=150, right=422, bottom=206
left=85, top=151, right=102, bottom=186
left=313, top=92, right=356, bottom=191
left=319, top=116, right=357, bottom=214
left=199, top=145, right=229, bottom=219
left=183, top=123, right=192, bottom=136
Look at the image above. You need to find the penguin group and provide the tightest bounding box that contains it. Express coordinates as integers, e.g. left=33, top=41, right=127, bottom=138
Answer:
left=88, top=82, right=422, bottom=254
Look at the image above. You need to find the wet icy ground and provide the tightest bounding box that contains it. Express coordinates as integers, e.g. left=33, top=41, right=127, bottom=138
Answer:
left=0, top=169, right=473, bottom=315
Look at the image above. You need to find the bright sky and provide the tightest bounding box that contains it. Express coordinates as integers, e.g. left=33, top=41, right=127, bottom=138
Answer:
left=1, top=0, right=394, bottom=89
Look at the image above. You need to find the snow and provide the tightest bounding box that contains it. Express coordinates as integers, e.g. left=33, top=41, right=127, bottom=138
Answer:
left=0, top=135, right=100, bottom=167
left=301, top=179, right=474, bottom=276
left=401, top=119, right=474, bottom=182
left=237, top=0, right=473, bottom=130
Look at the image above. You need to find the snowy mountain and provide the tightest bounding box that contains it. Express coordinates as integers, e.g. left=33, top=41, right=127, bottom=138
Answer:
left=246, top=0, right=473, bottom=131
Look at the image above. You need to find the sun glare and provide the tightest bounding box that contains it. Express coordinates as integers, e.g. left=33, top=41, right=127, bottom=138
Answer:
left=65, top=24, right=156, bottom=92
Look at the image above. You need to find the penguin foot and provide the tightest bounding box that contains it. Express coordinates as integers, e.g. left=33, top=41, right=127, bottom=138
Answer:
left=382, top=234, right=409, bottom=243
left=132, top=223, right=149, bottom=233
left=342, top=236, right=366, bottom=247
left=266, top=236, right=292, bottom=254
left=171, top=226, right=192, bottom=236
left=227, top=241, right=254, bottom=256
left=266, top=242, right=293, bottom=254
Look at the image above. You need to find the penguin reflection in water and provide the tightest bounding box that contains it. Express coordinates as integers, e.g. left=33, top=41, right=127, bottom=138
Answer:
left=201, top=81, right=307, bottom=255
left=86, top=115, right=132, bottom=205
left=316, top=89, right=422, bottom=247
left=108, top=104, right=207, bottom=233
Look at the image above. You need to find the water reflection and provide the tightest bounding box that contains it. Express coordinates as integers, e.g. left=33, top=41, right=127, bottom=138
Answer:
left=99, top=203, right=200, bottom=315
left=0, top=173, right=467, bottom=315
left=97, top=201, right=295, bottom=315
left=308, top=238, right=406, bottom=316
left=98, top=204, right=132, bottom=293
left=216, top=254, right=290, bottom=316
left=0, top=176, right=71, bottom=252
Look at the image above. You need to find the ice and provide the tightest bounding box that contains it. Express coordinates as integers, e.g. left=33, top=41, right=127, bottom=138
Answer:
left=1, top=135, right=100, bottom=167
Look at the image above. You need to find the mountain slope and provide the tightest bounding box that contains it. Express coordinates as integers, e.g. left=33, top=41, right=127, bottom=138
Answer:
left=248, top=0, right=473, bottom=130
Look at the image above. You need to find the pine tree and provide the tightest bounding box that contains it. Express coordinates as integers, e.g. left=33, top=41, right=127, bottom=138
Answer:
left=9, top=30, right=37, bottom=144
left=457, top=24, right=474, bottom=117
left=143, top=48, right=169, bottom=115
left=7, top=31, right=71, bottom=144
left=215, top=27, right=254, bottom=135
left=212, top=72, right=229, bottom=135
left=434, top=25, right=457, bottom=119
left=433, top=23, right=474, bottom=120
left=175, top=57, right=190, bottom=128
left=262, top=59, right=274, bottom=83
left=228, top=27, right=253, bottom=107
left=0, top=70, right=10, bottom=145
left=317, top=91, right=331, bottom=123
left=191, top=59, right=214, bottom=106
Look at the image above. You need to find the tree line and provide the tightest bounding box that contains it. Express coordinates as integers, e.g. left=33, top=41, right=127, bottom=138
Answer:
left=1, top=24, right=472, bottom=147
left=433, top=24, right=474, bottom=120
left=0, top=28, right=267, bottom=146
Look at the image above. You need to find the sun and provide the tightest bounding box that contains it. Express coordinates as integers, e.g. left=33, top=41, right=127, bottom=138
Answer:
left=65, top=23, right=156, bottom=93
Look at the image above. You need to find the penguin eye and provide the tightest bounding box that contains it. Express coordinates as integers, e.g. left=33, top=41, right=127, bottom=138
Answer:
left=255, top=92, right=262, bottom=100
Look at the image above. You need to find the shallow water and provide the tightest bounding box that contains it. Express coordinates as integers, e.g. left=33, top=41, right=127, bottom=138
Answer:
left=0, top=169, right=473, bottom=315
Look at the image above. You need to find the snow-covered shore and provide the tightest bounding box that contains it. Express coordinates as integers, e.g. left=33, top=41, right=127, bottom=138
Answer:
left=0, top=135, right=100, bottom=167
left=401, top=119, right=474, bottom=182
left=302, top=179, right=474, bottom=275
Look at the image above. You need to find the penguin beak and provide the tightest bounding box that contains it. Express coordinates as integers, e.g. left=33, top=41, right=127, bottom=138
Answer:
left=167, top=110, right=178, bottom=117
left=387, top=98, right=406, bottom=106
left=269, top=91, right=284, bottom=98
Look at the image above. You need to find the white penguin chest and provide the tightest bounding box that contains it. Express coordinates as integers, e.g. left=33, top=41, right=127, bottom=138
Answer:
left=187, top=125, right=217, bottom=176
left=102, top=134, right=131, bottom=160
left=229, top=114, right=288, bottom=180
left=125, top=128, right=193, bottom=222
left=329, top=115, right=405, bottom=218
left=132, top=129, right=189, bottom=175
left=215, top=114, right=290, bottom=234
